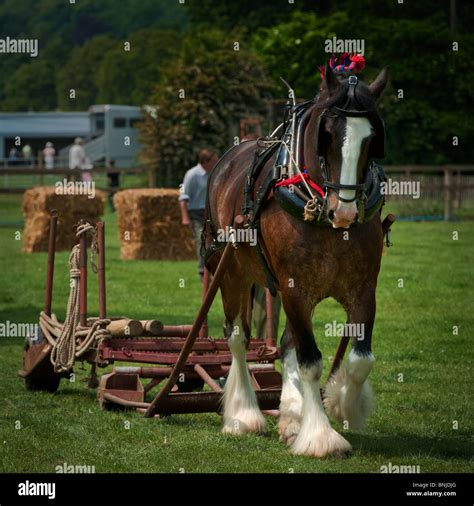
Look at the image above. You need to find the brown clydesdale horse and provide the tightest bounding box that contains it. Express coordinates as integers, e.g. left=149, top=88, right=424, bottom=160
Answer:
left=205, top=63, right=388, bottom=457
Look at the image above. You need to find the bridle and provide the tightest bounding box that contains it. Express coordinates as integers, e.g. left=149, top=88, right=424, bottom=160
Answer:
left=316, top=75, right=385, bottom=218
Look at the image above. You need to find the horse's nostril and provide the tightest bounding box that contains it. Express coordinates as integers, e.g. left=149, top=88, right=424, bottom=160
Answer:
left=328, top=210, right=335, bottom=221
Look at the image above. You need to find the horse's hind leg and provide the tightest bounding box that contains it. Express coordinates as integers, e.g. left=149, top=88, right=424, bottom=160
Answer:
left=324, top=289, right=376, bottom=429
left=278, top=323, right=303, bottom=446
left=282, top=294, right=351, bottom=457
left=221, top=275, right=265, bottom=435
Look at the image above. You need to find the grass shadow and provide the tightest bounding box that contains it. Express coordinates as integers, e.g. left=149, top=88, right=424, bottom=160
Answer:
left=350, top=432, right=472, bottom=462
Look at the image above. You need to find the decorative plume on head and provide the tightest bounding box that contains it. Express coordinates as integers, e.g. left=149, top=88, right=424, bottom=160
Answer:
left=319, top=53, right=366, bottom=79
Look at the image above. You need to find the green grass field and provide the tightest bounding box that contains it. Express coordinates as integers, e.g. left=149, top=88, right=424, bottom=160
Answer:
left=0, top=195, right=473, bottom=473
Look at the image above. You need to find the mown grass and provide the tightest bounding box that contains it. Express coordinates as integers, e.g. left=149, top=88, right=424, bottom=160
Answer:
left=0, top=195, right=473, bottom=473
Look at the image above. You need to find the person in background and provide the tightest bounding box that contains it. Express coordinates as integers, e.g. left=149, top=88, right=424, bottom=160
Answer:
left=8, top=147, right=20, bottom=166
left=107, top=160, right=120, bottom=212
left=179, top=148, right=218, bottom=278
left=22, top=144, right=33, bottom=167
left=69, top=137, right=88, bottom=181
left=43, top=142, right=55, bottom=169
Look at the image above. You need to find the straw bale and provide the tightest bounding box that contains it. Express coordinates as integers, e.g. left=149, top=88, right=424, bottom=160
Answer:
left=114, top=189, right=195, bottom=260
left=22, top=187, right=104, bottom=253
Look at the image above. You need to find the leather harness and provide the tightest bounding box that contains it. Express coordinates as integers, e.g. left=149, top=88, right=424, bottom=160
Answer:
left=202, top=77, right=387, bottom=295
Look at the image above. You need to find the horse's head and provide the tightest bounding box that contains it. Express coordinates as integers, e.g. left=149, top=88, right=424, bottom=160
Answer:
left=308, top=63, right=388, bottom=229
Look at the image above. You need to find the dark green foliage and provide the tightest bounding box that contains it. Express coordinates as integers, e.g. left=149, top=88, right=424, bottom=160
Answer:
left=0, top=0, right=471, bottom=163
left=56, top=35, right=117, bottom=111
left=183, top=0, right=329, bottom=31
left=251, top=9, right=474, bottom=164
left=0, top=0, right=187, bottom=110
left=95, top=29, right=181, bottom=106
left=139, top=30, right=272, bottom=187
left=2, top=60, right=56, bottom=111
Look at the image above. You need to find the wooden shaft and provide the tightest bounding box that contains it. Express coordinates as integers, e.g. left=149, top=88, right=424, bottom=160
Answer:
left=44, top=209, right=58, bottom=317
left=97, top=222, right=106, bottom=319
left=193, top=364, right=222, bottom=393
left=79, top=221, right=88, bottom=327
left=144, top=216, right=244, bottom=418
left=327, top=336, right=350, bottom=380
left=265, top=288, right=276, bottom=347
left=199, top=268, right=210, bottom=338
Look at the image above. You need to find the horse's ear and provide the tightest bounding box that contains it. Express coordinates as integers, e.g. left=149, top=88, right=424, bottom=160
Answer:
left=369, top=67, right=388, bottom=101
left=323, top=62, right=340, bottom=94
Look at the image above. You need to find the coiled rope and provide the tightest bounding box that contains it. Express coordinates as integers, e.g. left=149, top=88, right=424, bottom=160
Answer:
left=40, top=222, right=111, bottom=373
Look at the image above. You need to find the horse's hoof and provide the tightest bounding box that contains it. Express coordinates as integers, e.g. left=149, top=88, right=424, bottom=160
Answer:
left=324, top=366, right=374, bottom=429
left=290, top=427, right=352, bottom=458
left=222, top=413, right=265, bottom=435
left=278, top=418, right=300, bottom=447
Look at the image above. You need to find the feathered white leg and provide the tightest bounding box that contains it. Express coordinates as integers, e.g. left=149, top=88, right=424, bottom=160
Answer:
left=278, top=348, right=303, bottom=446
left=222, top=319, right=265, bottom=434
left=324, top=350, right=374, bottom=429
left=291, top=360, right=352, bottom=457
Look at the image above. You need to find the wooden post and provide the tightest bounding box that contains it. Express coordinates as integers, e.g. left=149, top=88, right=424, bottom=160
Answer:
left=44, top=210, right=58, bottom=317
left=454, top=169, right=462, bottom=209
left=39, top=152, right=44, bottom=186
left=444, top=167, right=452, bottom=221
left=148, top=164, right=156, bottom=188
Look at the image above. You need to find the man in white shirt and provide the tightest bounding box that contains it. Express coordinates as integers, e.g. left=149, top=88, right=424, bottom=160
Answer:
left=69, top=137, right=89, bottom=181
left=179, top=148, right=218, bottom=278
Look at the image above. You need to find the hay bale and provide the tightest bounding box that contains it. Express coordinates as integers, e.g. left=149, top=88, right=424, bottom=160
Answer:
left=22, top=187, right=104, bottom=253
left=114, top=189, right=195, bottom=260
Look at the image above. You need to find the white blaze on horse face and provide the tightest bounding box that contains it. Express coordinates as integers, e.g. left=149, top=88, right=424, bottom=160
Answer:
left=333, top=117, right=372, bottom=227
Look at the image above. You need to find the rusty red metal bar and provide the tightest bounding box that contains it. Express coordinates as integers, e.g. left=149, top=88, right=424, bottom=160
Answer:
left=79, top=220, right=88, bottom=327
left=97, top=221, right=106, bottom=319
left=103, top=337, right=274, bottom=352
left=144, top=216, right=244, bottom=418
left=44, top=210, right=58, bottom=317
left=156, top=325, right=192, bottom=337
left=135, top=390, right=280, bottom=415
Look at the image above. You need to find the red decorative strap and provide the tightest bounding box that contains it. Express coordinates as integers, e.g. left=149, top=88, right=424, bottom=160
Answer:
left=275, top=173, right=325, bottom=198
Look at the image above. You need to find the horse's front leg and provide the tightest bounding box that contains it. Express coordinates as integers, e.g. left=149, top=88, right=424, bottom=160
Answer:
left=278, top=323, right=303, bottom=446
left=221, top=279, right=265, bottom=435
left=324, top=289, right=376, bottom=429
left=282, top=294, right=352, bottom=457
